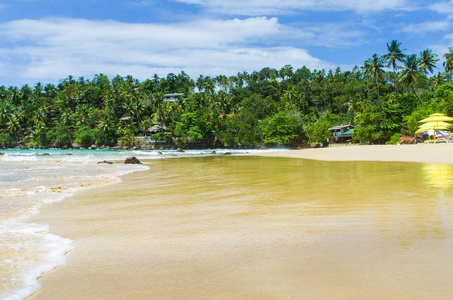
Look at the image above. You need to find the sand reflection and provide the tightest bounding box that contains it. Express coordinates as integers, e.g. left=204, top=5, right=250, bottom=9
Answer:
left=30, top=157, right=453, bottom=299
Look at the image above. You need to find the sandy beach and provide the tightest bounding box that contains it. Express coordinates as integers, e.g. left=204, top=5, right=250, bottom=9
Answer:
left=27, top=144, right=453, bottom=299
left=247, top=143, right=453, bottom=164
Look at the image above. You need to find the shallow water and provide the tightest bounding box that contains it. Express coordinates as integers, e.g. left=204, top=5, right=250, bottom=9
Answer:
left=28, top=156, right=453, bottom=299
left=1, top=149, right=266, bottom=299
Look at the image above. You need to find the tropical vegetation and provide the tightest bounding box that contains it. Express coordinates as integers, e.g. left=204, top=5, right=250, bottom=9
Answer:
left=1, top=40, right=453, bottom=149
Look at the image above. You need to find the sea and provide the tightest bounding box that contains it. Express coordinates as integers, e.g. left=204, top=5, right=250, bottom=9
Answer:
left=0, top=148, right=275, bottom=300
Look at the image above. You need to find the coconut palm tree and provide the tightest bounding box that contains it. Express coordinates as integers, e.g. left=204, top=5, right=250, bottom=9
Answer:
left=364, top=54, right=385, bottom=106
left=384, top=40, right=406, bottom=96
left=400, top=54, right=425, bottom=106
left=432, top=72, right=446, bottom=90
left=444, top=46, right=453, bottom=82
left=419, top=49, right=439, bottom=101
left=360, top=63, right=372, bottom=106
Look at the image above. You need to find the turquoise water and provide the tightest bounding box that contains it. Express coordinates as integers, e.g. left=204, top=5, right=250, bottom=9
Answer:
left=0, top=148, right=276, bottom=300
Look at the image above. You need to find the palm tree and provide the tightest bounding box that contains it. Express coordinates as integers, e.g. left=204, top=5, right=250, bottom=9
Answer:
left=419, top=49, right=439, bottom=101
left=432, top=72, right=446, bottom=90
left=360, top=63, right=372, bottom=106
left=400, top=54, right=425, bottom=106
left=384, top=40, right=406, bottom=96
left=364, top=54, right=385, bottom=106
left=444, top=46, right=453, bottom=82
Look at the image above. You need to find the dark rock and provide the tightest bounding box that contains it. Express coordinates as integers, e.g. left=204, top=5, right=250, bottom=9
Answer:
left=38, top=153, right=50, bottom=156
left=157, top=151, right=163, bottom=155
left=177, top=148, right=185, bottom=152
left=210, top=151, right=216, bottom=154
left=223, top=152, right=232, bottom=155
left=0, top=152, right=4, bottom=155
left=98, top=160, right=113, bottom=165
left=125, top=156, right=141, bottom=164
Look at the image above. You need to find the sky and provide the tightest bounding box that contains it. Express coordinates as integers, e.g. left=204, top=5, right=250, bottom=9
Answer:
left=0, top=0, right=452, bottom=87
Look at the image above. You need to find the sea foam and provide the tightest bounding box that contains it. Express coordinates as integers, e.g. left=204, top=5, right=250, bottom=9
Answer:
left=0, top=149, right=148, bottom=299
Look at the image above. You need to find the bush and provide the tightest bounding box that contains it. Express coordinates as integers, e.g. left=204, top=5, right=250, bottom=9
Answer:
left=386, top=133, right=404, bottom=145
left=48, top=124, right=73, bottom=148
left=262, top=111, right=303, bottom=145
left=74, top=126, right=96, bottom=147
left=0, top=132, right=16, bottom=148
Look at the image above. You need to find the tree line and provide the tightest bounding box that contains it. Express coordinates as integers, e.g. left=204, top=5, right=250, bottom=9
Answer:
left=1, top=40, right=453, bottom=149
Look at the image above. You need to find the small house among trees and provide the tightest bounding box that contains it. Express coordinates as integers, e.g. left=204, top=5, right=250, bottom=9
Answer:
left=328, top=125, right=356, bottom=143
left=163, top=93, right=186, bottom=102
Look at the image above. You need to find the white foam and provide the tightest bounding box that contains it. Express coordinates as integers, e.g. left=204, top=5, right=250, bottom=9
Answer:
left=1, top=230, right=72, bottom=300
left=0, top=150, right=151, bottom=300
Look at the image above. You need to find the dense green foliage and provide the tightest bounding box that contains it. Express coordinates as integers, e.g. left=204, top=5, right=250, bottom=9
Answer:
left=1, top=41, right=453, bottom=148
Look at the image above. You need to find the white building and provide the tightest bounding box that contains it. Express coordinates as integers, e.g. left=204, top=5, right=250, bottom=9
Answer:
left=163, top=93, right=186, bottom=102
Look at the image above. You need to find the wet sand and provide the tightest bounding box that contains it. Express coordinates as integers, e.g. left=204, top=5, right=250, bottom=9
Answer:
left=28, top=145, right=453, bottom=299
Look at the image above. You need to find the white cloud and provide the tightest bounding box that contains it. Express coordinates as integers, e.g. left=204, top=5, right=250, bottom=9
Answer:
left=401, top=20, right=451, bottom=33
left=172, top=0, right=411, bottom=15
left=0, top=17, right=335, bottom=85
left=430, top=1, right=453, bottom=14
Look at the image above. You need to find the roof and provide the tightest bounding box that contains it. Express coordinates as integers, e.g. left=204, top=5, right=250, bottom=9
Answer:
left=328, top=124, right=356, bottom=131
left=219, top=114, right=234, bottom=118
left=164, top=93, right=186, bottom=97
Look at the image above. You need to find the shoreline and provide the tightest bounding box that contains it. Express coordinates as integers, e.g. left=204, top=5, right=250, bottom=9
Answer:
left=25, top=144, right=453, bottom=299
left=246, top=143, right=453, bottom=165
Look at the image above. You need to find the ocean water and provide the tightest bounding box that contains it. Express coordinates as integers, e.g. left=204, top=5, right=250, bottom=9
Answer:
left=0, top=148, right=273, bottom=300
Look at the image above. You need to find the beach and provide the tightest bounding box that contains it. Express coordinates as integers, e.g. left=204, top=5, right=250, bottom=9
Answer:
left=248, top=143, right=453, bottom=164
left=24, top=144, right=453, bottom=299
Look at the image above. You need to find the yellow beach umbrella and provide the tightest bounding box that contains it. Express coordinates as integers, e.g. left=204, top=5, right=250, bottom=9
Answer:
left=416, top=126, right=450, bottom=134
left=417, top=113, right=453, bottom=135
left=416, top=121, right=452, bottom=134
left=418, top=121, right=452, bottom=129
left=419, top=115, right=453, bottom=123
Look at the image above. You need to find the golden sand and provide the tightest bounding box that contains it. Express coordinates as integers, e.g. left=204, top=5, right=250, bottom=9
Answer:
left=249, top=143, right=453, bottom=164
left=27, top=145, right=453, bottom=299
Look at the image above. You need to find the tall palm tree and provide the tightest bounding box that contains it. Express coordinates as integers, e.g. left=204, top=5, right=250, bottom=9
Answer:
left=360, top=63, right=372, bottom=106
left=384, top=40, right=406, bottom=96
left=419, top=49, right=439, bottom=101
left=400, top=54, right=425, bottom=106
left=364, top=54, right=385, bottom=106
left=444, top=46, right=453, bottom=82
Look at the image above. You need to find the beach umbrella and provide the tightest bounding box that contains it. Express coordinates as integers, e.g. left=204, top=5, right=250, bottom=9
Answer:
left=419, top=115, right=453, bottom=123
left=418, top=113, right=453, bottom=133
left=418, top=121, right=452, bottom=129
left=417, top=113, right=453, bottom=135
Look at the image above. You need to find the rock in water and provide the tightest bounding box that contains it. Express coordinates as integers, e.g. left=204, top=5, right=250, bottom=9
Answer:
left=177, top=148, right=185, bottom=152
left=125, top=157, right=141, bottom=164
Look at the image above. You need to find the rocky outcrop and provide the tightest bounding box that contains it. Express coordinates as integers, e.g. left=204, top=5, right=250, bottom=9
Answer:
left=97, top=160, right=113, bottom=164
left=177, top=148, right=185, bottom=152
left=125, top=157, right=141, bottom=164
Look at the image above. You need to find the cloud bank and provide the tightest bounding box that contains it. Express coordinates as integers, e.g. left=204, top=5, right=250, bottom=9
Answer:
left=0, top=17, right=335, bottom=85
left=172, top=0, right=412, bottom=14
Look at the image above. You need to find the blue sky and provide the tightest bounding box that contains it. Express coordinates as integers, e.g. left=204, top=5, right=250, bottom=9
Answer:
left=1, top=0, right=453, bottom=87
